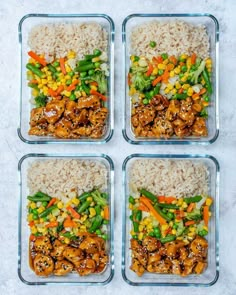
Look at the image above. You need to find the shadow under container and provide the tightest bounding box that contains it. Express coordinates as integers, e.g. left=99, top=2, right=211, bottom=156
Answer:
left=18, top=14, right=114, bottom=144
left=122, top=14, right=219, bottom=145
left=18, top=154, right=114, bottom=285
left=122, top=154, right=219, bottom=286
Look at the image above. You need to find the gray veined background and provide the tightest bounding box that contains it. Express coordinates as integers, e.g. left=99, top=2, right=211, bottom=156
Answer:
left=0, top=0, right=235, bottom=294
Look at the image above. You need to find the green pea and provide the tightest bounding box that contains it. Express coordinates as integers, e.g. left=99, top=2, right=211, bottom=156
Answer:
left=204, top=96, right=210, bottom=102
left=93, top=49, right=102, bottom=56
left=179, top=73, right=184, bottom=79
left=95, top=229, right=102, bottom=235
left=103, top=219, right=109, bottom=225
left=161, top=53, right=168, bottom=60
left=33, top=214, right=38, bottom=220
left=129, top=196, right=135, bottom=204
left=69, top=93, right=76, bottom=101
left=80, top=72, right=87, bottom=78
left=166, top=212, right=174, bottom=220
left=101, top=234, right=108, bottom=240
left=68, top=71, right=74, bottom=77
left=158, top=69, right=164, bottom=75
left=181, top=65, right=187, bottom=73
left=88, top=69, right=95, bottom=76
left=94, top=62, right=101, bottom=68
left=153, top=227, right=161, bottom=238
left=143, top=98, right=149, bottom=105
left=53, top=61, right=60, bottom=67
left=134, top=56, right=140, bottom=62
left=132, top=234, right=138, bottom=240
left=173, top=223, right=178, bottom=230
left=32, top=209, right=38, bottom=215
left=66, top=79, right=72, bottom=86
left=149, top=231, right=155, bottom=237
left=162, top=208, right=167, bottom=214
left=149, top=41, right=156, bottom=48
left=35, top=62, right=41, bottom=68
left=42, top=201, right=48, bottom=207
left=198, top=229, right=208, bottom=237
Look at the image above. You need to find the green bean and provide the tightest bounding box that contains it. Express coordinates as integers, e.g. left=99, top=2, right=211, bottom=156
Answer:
left=202, top=69, right=213, bottom=94
left=101, top=234, right=108, bottom=240
left=173, top=93, right=188, bottom=100
left=26, top=63, right=45, bottom=78
left=34, top=191, right=51, bottom=199
left=198, top=229, right=208, bottom=237
left=166, top=212, right=175, bottom=220
left=142, top=98, right=149, bottom=105
left=140, top=189, right=157, bottom=203
left=28, top=83, right=39, bottom=90
left=161, top=53, right=168, bottom=60
left=39, top=205, right=58, bottom=218
left=78, top=191, right=91, bottom=201
left=101, top=193, right=108, bottom=199
left=153, top=227, right=161, bottom=238
left=89, top=215, right=103, bottom=233
left=95, top=205, right=101, bottom=215
left=95, top=229, right=102, bottom=235
left=81, top=81, right=91, bottom=95
left=129, top=196, right=135, bottom=204
left=154, top=204, right=172, bottom=222
left=75, top=63, right=95, bottom=72
left=157, top=203, right=179, bottom=209
left=78, top=60, right=92, bottom=66
left=93, top=49, right=102, bottom=56
left=133, top=221, right=139, bottom=233
left=27, top=196, right=51, bottom=202
left=48, top=64, right=57, bottom=73
left=183, top=195, right=202, bottom=204
left=136, top=210, right=142, bottom=222
left=52, top=61, right=60, bottom=67
left=103, top=219, right=109, bottom=225
left=78, top=200, right=91, bottom=214
left=160, top=235, right=176, bottom=243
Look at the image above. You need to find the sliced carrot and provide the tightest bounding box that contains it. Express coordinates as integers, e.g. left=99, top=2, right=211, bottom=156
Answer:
left=48, top=88, right=57, bottom=97
left=178, top=88, right=184, bottom=94
left=191, top=53, right=197, bottom=65
left=185, top=220, right=195, bottom=226
left=165, top=227, right=172, bottom=235
left=137, top=201, right=149, bottom=212
left=175, top=210, right=185, bottom=220
left=46, top=221, right=59, bottom=228
left=203, top=206, right=209, bottom=226
left=187, top=203, right=195, bottom=213
left=56, top=85, right=64, bottom=95
left=169, top=55, right=177, bottom=65
left=47, top=198, right=57, bottom=208
left=64, top=216, right=77, bottom=228
left=192, top=93, right=200, bottom=99
left=199, top=87, right=207, bottom=95
left=162, top=68, right=169, bottom=82
left=104, top=206, right=109, bottom=220
left=165, top=197, right=176, bottom=204
left=59, top=57, right=67, bottom=75
left=140, top=196, right=166, bottom=225
left=29, top=234, right=36, bottom=241
left=66, top=79, right=79, bottom=91
left=90, top=81, right=98, bottom=87
left=28, top=221, right=35, bottom=227
left=66, top=206, right=81, bottom=219
left=152, top=75, right=162, bottom=86
left=28, top=50, right=47, bottom=66
left=146, top=64, right=154, bottom=77
left=156, top=56, right=163, bottom=63
left=90, top=89, right=107, bottom=101
left=157, top=196, right=166, bottom=203
left=29, top=79, right=38, bottom=84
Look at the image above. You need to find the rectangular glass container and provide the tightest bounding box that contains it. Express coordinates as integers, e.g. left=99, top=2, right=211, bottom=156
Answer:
left=122, top=154, right=219, bottom=286
left=122, top=14, right=219, bottom=145
left=18, top=154, right=114, bottom=285
left=18, top=14, right=114, bottom=144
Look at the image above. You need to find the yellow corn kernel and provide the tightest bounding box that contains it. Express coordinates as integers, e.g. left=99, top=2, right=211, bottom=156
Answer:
left=32, top=88, right=39, bottom=97
left=129, top=87, right=136, bottom=96
left=31, top=226, right=37, bottom=234
left=57, top=201, right=64, bottom=209
left=138, top=232, right=144, bottom=240
left=175, top=219, right=180, bottom=223
left=86, top=197, right=93, bottom=202
left=146, top=224, right=153, bottom=230
left=38, top=83, right=43, bottom=89
left=89, top=208, right=96, bottom=218
left=37, top=227, right=46, bottom=233
left=163, top=59, right=169, bottom=65
left=65, top=66, right=72, bottom=73
left=101, top=210, right=104, bottom=218
left=129, top=204, right=133, bottom=210
left=29, top=58, right=35, bottom=64
left=130, top=230, right=135, bottom=236
left=56, top=81, right=61, bottom=86
left=61, top=78, right=66, bottom=84
left=82, top=91, right=86, bottom=97
left=90, top=85, right=97, bottom=91
left=164, top=88, right=170, bottom=94
left=167, top=83, right=173, bottom=90
left=188, top=232, right=195, bottom=237
left=41, top=78, right=47, bottom=85
left=64, top=90, right=71, bottom=97
left=39, top=218, right=44, bottom=223
left=64, top=237, right=70, bottom=244
left=80, top=215, right=87, bottom=222
left=187, top=87, right=194, bottom=96
left=50, top=216, right=56, bottom=222
left=175, top=81, right=181, bottom=89
left=201, top=79, right=206, bottom=85
left=62, top=212, right=68, bottom=219
left=72, top=198, right=80, bottom=206
left=181, top=76, right=188, bottom=83
left=65, top=74, right=71, bottom=80
left=182, top=84, right=190, bottom=90
left=37, top=207, right=45, bottom=214
left=189, top=227, right=196, bottom=233
left=172, top=229, right=177, bottom=235
left=152, top=67, right=158, bottom=75
left=169, top=70, right=175, bottom=77
left=158, top=63, right=166, bottom=70
left=80, top=225, right=87, bottom=231
left=177, top=236, right=183, bottom=240
left=202, top=101, right=209, bottom=107
left=66, top=200, right=72, bottom=207
left=28, top=214, right=33, bottom=222
left=180, top=54, right=188, bottom=60
left=182, top=202, right=188, bottom=209
left=67, top=51, right=76, bottom=59
left=30, top=203, right=37, bottom=209
left=186, top=57, right=192, bottom=69
left=130, top=55, right=135, bottom=62
left=171, top=88, right=177, bottom=95
left=209, top=212, right=212, bottom=217
left=203, top=226, right=208, bottom=231
left=205, top=58, right=212, bottom=65
left=161, top=224, right=168, bottom=231
left=139, top=224, right=144, bottom=232
left=92, top=57, right=100, bottom=63
left=169, top=209, right=175, bottom=213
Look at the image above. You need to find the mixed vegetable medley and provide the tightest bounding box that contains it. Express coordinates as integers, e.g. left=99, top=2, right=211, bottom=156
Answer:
left=26, top=49, right=109, bottom=138
left=129, top=52, right=213, bottom=138
left=129, top=189, right=213, bottom=276
left=27, top=190, right=110, bottom=276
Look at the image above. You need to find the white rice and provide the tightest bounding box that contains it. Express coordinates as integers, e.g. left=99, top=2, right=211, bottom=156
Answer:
left=129, top=159, right=209, bottom=198
left=130, top=20, right=210, bottom=59
left=28, top=22, right=108, bottom=59
left=27, top=159, right=108, bottom=203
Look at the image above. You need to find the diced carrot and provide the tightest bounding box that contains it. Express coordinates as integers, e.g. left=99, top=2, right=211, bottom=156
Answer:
left=104, top=206, right=109, bottom=220
left=29, top=234, right=36, bottom=241
left=203, top=206, right=209, bottom=226
left=66, top=206, right=81, bottom=219
left=48, top=88, right=57, bottom=97
left=59, top=57, right=67, bottom=75
left=146, top=64, right=154, bottom=77
left=192, top=93, right=200, bottom=99
left=90, top=89, right=107, bottom=101
left=47, top=198, right=57, bottom=208
left=165, top=197, right=176, bottom=204
left=66, top=79, right=79, bottom=91
left=64, top=216, right=77, bottom=228
left=28, top=51, right=47, bottom=66
left=158, top=196, right=166, bottom=203
left=46, top=221, right=59, bottom=228
left=90, top=81, right=98, bottom=87
left=185, top=220, right=195, bottom=226
left=191, top=53, right=197, bottom=65
left=169, top=55, right=177, bottom=65
left=140, top=196, right=166, bottom=225
left=28, top=221, right=35, bottom=227
left=30, top=79, right=38, bottom=84
left=56, top=85, right=64, bottom=95
left=178, top=88, right=184, bottom=94
left=152, top=75, right=162, bottom=86
left=137, top=202, right=149, bottom=212
left=156, top=56, right=163, bottom=63
left=187, top=203, right=195, bottom=213
left=199, top=88, right=207, bottom=95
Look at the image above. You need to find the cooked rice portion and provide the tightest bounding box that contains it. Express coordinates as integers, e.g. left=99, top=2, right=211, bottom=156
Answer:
left=27, top=159, right=108, bottom=202
left=130, top=20, right=209, bottom=59
left=28, top=22, right=108, bottom=59
left=129, top=159, right=209, bottom=198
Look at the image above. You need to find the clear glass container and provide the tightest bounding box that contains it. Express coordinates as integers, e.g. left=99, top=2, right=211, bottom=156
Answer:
left=122, top=14, right=219, bottom=145
left=122, top=154, right=219, bottom=286
left=18, top=154, right=114, bottom=285
left=18, top=14, right=114, bottom=144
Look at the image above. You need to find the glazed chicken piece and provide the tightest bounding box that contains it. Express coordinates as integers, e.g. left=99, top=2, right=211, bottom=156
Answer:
left=33, top=253, right=54, bottom=276
left=178, top=98, right=195, bottom=126
left=54, top=118, right=74, bottom=138
left=44, top=99, right=66, bottom=124
left=34, top=236, right=52, bottom=255
left=166, top=240, right=185, bottom=258
left=130, top=238, right=148, bottom=267
left=54, top=259, right=74, bottom=276
left=63, top=246, right=85, bottom=268
left=171, top=259, right=182, bottom=275
left=182, top=257, right=197, bottom=276
left=173, top=118, right=191, bottom=137
left=30, top=107, right=47, bottom=127
left=76, top=258, right=96, bottom=276
left=130, top=258, right=145, bottom=277
left=189, top=236, right=208, bottom=257
left=142, top=236, right=161, bottom=252
left=192, top=117, right=208, bottom=136
left=133, top=124, right=154, bottom=137
left=50, top=239, right=67, bottom=261
left=165, top=100, right=180, bottom=121
left=135, top=105, right=156, bottom=126
left=79, top=236, right=105, bottom=254
left=194, top=261, right=207, bottom=274
left=72, top=126, right=92, bottom=137
left=89, top=107, right=108, bottom=126
left=75, top=109, right=89, bottom=125
left=77, top=95, right=101, bottom=109
left=150, top=94, right=170, bottom=111
left=147, top=259, right=172, bottom=273
left=28, top=125, right=48, bottom=136
left=152, top=118, right=174, bottom=138
left=147, top=252, right=161, bottom=266
left=90, top=125, right=105, bottom=138
left=179, top=246, right=188, bottom=261
left=64, top=100, right=77, bottom=121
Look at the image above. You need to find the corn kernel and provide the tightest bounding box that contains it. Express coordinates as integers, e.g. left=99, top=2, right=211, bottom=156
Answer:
left=169, top=70, right=175, bottom=77
left=32, top=89, right=39, bottom=97
left=139, top=225, right=144, bottom=231
left=158, top=63, right=166, bottom=70
left=174, top=67, right=180, bottom=74
left=205, top=58, right=212, bottom=65
left=167, top=83, right=173, bottom=90
left=31, top=226, right=37, bottom=234
left=82, top=91, right=86, bottom=97
left=72, top=198, right=80, bottom=206
left=67, top=51, right=76, bottom=59
left=182, top=84, right=190, bottom=90
left=101, top=210, right=104, bottom=218
left=177, top=236, right=183, bottom=240
left=37, top=207, right=45, bottom=214
left=171, top=88, right=177, bottom=95
left=187, top=87, right=194, bottom=96
left=64, top=237, right=70, bottom=244
left=30, top=203, right=37, bottom=209
left=164, top=88, right=170, bottom=94
left=172, top=229, right=177, bottom=235
left=161, top=224, right=168, bottom=231
left=92, top=57, right=100, bottom=63
left=181, top=76, right=188, bottom=83
left=186, top=57, right=192, bottom=69
left=146, top=224, right=153, bottom=230
left=66, top=200, right=72, bottom=207
left=28, top=214, right=33, bottom=222
left=169, top=209, right=175, bottom=213
left=38, top=83, right=43, bottom=89
left=181, top=54, right=188, bottom=60
left=205, top=198, right=212, bottom=207
left=138, top=232, right=144, bottom=240
left=80, top=225, right=86, bottom=231
left=202, top=101, right=209, bottom=107
left=188, top=232, right=195, bottom=237
left=189, top=227, right=196, bottom=233
left=64, top=90, right=71, bottom=97
left=81, top=215, right=87, bottom=222
left=89, top=208, right=96, bottom=218
left=203, top=226, right=208, bottom=231
left=86, top=197, right=93, bottom=202
left=50, top=216, right=56, bottom=222
left=130, top=230, right=135, bottom=236
left=152, top=67, right=158, bottom=75
left=182, top=202, right=188, bottom=209
left=175, top=82, right=181, bottom=89
left=39, top=218, right=44, bottom=223
left=90, top=85, right=97, bottom=91
left=163, top=59, right=169, bottom=65
left=57, top=201, right=64, bottom=209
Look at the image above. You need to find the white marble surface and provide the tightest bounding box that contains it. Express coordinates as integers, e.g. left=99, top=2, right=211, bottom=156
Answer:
left=0, top=0, right=236, bottom=294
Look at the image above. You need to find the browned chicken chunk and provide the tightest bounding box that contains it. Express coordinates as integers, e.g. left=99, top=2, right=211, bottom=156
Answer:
left=50, top=239, right=67, bottom=261
left=142, top=236, right=161, bottom=252
left=130, top=258, right=145, bottom=277
left=192, top=117, right=208, bottom=136
left=33, top=253, right=54, bottom=276
left=89, top=108, right=108, bottom=126
left=44, top=99, right=66, bottom=124
left=54, top=259, right=74, bottom=276
left=63, top=246, right=85, bottom=268
left=77, top=95, right=100, bottom=109
left=76, top=258, right=96, bottom=276
left=30, top=107, right=47, bottom=127
left=79, top=236, right=105, bottom=254
left=34, top=236, right=52, bottom=255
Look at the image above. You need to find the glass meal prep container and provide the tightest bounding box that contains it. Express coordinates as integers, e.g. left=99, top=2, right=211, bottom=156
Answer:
left=18, top=14, right=114, bottom=144
left=122, top=154, right=219, bottom=286
left=18, top=154, right=114, bottom=285
left=122, top=14, right=219, bottom=145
